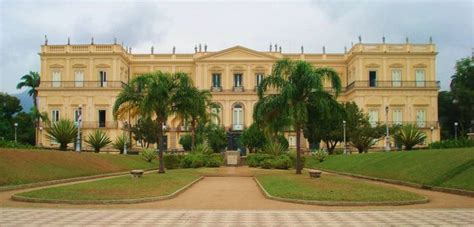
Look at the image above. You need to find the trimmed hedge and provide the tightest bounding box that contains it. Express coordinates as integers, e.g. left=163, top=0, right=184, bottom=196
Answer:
left=247, top=153, right=300, bottom=170
left=163, top=154, right=184, bottom=169
left=429, top=139, right=474, bottom=149
left=179, top=153, right=223, bottom=168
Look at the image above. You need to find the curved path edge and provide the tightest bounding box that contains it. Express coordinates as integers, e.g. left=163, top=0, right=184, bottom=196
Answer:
left=11, top=176, right=204, bottom=204
left=0, top=168, right=158, bottom=192
left=253, top=177, right=429, bottom=206
left=306, top=168, right=474, bottom=197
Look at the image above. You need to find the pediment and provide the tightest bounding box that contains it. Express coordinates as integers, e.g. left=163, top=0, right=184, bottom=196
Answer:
left=196, top=46, right=278, bottom=61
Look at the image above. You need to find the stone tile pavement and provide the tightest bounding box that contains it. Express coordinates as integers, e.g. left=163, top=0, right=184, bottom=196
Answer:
left=0, top=208, right=473, bottom=226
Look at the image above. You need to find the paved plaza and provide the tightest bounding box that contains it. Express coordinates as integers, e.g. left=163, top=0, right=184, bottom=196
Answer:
left=1, top=208, right=473, bottom=226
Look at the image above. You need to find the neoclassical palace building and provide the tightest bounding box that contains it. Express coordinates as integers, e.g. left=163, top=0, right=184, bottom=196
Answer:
left=37, top=40, right=440, bottom=151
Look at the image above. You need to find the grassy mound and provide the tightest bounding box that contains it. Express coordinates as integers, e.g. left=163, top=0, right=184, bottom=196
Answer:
left=256, top=170, right=424, bottom=203
left=306, top=148, right=474, bottom=191
left=16, top=169, right=200, bottom=201
left=0, top=149, right=156, bottom=186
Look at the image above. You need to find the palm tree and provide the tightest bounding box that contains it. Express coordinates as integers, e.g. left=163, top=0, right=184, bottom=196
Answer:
left=113, top=71, right=190, bottom=173
left=173, top=79, right=214, bottom=149
left=257, top=59, right=341, bottom=174
left=16, top=71, right=41, bottom=108
left=17, top=71, right=41, bottom=144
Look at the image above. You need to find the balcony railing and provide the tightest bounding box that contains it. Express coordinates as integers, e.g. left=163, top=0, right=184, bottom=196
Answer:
left=39, top=81, right=126, bottom=89
left=233, top=86, right=244, bottom=92
left=210, top=86, right=222, bottom=92
left=347, top=81, right=440, bottom=91
left=40, top=121, right=118, bottom=129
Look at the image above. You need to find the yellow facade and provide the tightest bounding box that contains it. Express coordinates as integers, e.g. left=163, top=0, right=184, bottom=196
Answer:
left=37, top=42, right=440, bottom=151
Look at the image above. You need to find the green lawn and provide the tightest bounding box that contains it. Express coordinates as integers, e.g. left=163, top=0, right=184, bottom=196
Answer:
left=0, top=149, right=156, bottom=186
left=16, top=169, right=201, bottom=201
left=306, top=148, right=474, bottom=191
left=255, top=170, right=424, bottom=202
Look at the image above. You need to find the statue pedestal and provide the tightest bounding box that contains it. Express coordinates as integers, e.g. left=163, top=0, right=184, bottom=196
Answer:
left=225, top=151, right=240, bottom=166
left=467, top=133, right=474, bottom=140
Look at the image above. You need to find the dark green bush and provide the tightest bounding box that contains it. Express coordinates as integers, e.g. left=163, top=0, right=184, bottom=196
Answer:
left=0, top=140, right=38, bottom=149
left=271, top=155, right=292, bottom=169
left=287, top=151, right=306, bottom=168
left=164, top=154, right=184, bottom=169
left=207, top=153, right=224, bottom=167
left=246, top=153, right=274, bottom=167
left=180, top=153, right=223, bottom=168
left=179, top=134, right=192, bottom=151
left=261, top=159, right=273, bottom=169
left=429, top=139, right=474, bottom=149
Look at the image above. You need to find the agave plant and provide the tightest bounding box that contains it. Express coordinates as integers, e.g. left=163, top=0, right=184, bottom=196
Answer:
left=85, top=130, right=112, bottom=153
left=45, top=119, right=77, bottom=151
left=394, top=124, right=427, bottom=150
left=141, top=148, right=157, bottom=162
left=191, top=143, right=212, bottom=154
left=112, top=135, right=131, bottom=154
left=263, top=141, right=286, bottom=156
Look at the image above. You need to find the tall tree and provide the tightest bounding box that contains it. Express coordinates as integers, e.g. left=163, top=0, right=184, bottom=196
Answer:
left=16, top=71, right=41, bottom=109
left=257, top=59, right=341, bottom=174
left=449, top=57, right=474, bottom=136
left=114, top=71, right=191, bottom=173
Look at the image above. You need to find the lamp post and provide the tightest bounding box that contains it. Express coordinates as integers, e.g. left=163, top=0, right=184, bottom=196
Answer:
left=454, top=122, right=458, bottom=140
left=75, top=105, right=82, bottom=152
left=385, top=106, right=390, bottom=151
left=14, top=123, right=18, bottom=143
left=430, top=126, right=434, bottom=143
left=343, top=120, right=347, bottom=154
left=123, top=120, right=128, bottom=155
left=39, top=126, right=43, bottom=146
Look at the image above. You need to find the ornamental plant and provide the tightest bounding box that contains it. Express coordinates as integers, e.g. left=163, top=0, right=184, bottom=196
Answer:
left=394, top=124, right=427, bottom=150
left=141, top=148, right=157, bottom=162
left=85, top=130, right=111, bottom=153
left=45, top=119, right=77, bottom=151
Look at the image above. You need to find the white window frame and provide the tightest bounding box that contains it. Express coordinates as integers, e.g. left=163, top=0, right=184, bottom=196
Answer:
left=256, top=73, right=264, bottom=86
left=415, top=69, right=425, bottom=87
left=232, top=104, right=244, bottom=126
left=74, top=71, right=84, bottom=87
left=51, top=109, right=60, bottom=123
left=391, top=69, right=402, bottom=87
left=368, top=109, right=379, bottom=127
left=288, top=135, right=296, bottom=147
left=392, top=109, right=403, bottom=125
left=234, top=74, right=242, bottom=87
left=416, top=109, right=426, bottom=128
left=212, top=73, right=221, bottom=88
left=211, top=106, right=221, bottom=125
left=52, top=71, right=61, bottom=88
left=99, top=70, right=107, bottom=87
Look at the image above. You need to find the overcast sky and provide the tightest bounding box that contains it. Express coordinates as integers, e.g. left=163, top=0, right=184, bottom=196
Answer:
left=1, top=0, right=473, bottom=94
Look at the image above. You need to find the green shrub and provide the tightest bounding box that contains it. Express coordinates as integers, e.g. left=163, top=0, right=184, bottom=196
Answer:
left=313, top=149, right=328, bottom=162
left=84, top=130, right=112, bottom=153
left=45, top=119, right=77, bottom=151
left=207, top=153, right=223, bottom=167
left=0, top=141, right=38, bottom=149
left=246, top=153, right=274, bottom=167
left=263, top=142, right=286, bottom=156
left=271, top=155, right=292, bottom=169
left=287, top=151, right=306, bottom=168
left=277, top=134, right=289, bottom=151
left=206, top=124, right=227, bottom=153
left=179, top=134, right=192, bottom=151
left=429, top=139, right=474, bottom=149
left=112, top=135, right=130, bottom=154
left=394, top=124, right=427, bottom=150
left=163, top=154, right=183, bottom=169
left=261, top=158, right=273, bottom=169
left=191, top=143, right=212, bottom=154
left=141, top=148, right=157, bottom=162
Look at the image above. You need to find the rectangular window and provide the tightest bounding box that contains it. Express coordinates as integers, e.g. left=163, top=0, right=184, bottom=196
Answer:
left=288, top=136, right=296, bottom=147
left=368, top=109, right=379, bottom=127
left=211, top=106, right=221, bottom=125
left=415, top=70, right=425, bottom=87
left=256, top=74, right=264, bottom=86
left=99, top=71, right=107, bottom=87
left=98, top=110, right=106, bottom=128
left=51, top=109, right=60, bottom=122
left=212, top=73, right=221, bottom=88
left=52, top=71, right=61, bottom=88
left=416, top=109, right=426, bottom=127
left=369, top=71, right=377, bottom=87
left=392, top=109, right=403, bottom=125
left=234, top=74, right=242, bottom=87
left=391, top=70, right=402, bottom=87
left=74, top=71, right=84, bottom=87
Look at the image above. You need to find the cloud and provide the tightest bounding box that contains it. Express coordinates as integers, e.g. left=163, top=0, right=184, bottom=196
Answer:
left=1, top=0, right=472, bottom=93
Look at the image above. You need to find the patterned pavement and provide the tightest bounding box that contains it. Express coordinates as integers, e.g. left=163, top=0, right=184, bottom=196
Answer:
left=1, top=208, right=473, bottom=226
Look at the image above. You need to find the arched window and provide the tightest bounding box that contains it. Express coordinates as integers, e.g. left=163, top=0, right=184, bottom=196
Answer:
left=232, top=104, right=244, bottom=130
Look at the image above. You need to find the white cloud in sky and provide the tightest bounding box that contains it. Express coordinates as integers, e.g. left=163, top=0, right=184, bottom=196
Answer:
left=1, top=0, right=472, bottom=94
